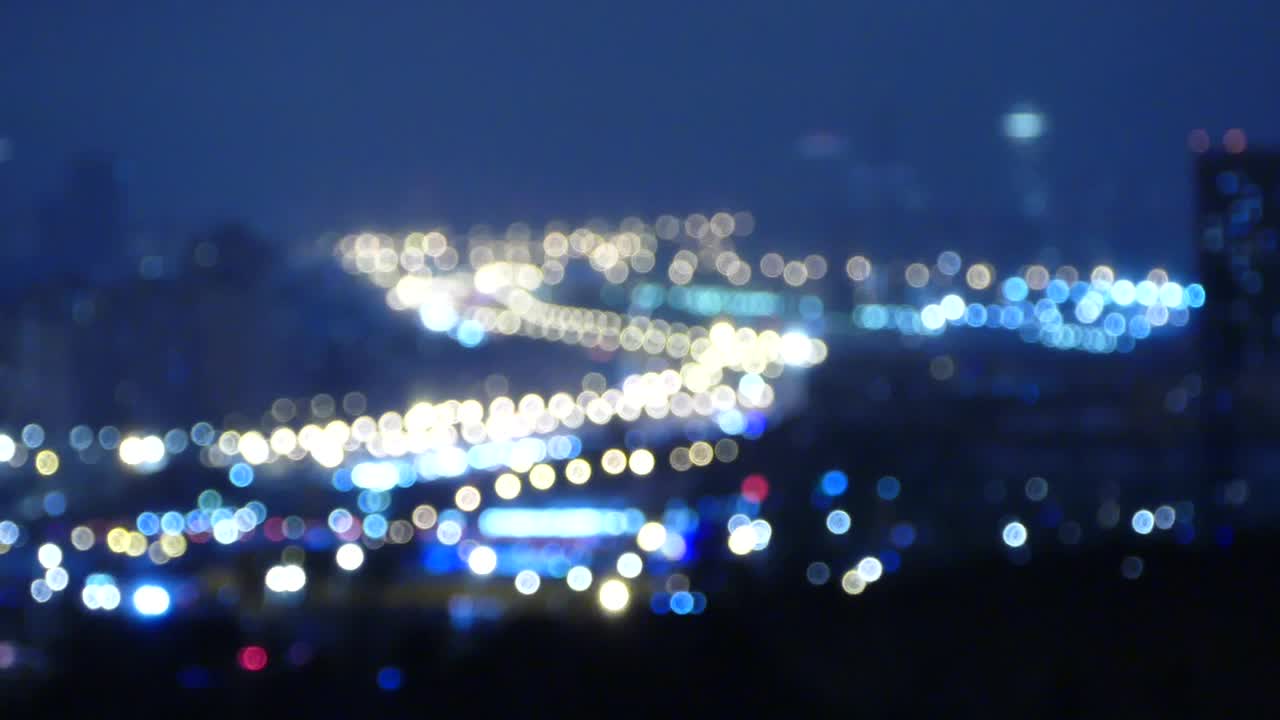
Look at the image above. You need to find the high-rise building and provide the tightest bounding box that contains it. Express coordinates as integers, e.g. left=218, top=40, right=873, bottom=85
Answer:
left=1001, top=102, right=1050, bottom=222
left=38, top=150, right=127, bottom=280
left=1196, top=149, right=1279, bottom=486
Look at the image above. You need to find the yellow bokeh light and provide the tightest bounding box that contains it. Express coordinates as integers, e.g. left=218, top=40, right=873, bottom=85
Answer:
left=239, top=431, right=269, bottom=465
left=601, top=449, right=627, bottom=475
left=636, top=522, right=667, bottom=553
left=728, top=525, right=757, bottom=555
left=494, top=473, right=521, bottom=500
left=160, top=533, right=187, bottom=558
left=126, top=531, right=147, bottom=557
left=689, top=441, right=713, bottom=467
left=269, top=426, right=298, bottom=456
left=529, top=463, right=556, bottom=490
left=597, top=578, right=630, bottom=613
left=106, top=527, right=129, bottom=553
left=965, top=263, right=992, bottom=290
left=841, top=569, right=867, bottom=595
left=35, top=449, right=59, bottom=476
left=455, top=485, right=482, bottom=512
left=565, top=458, right=592, bottom=485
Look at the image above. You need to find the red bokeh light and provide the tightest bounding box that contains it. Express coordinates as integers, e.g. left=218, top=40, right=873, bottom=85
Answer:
left=741, top=474, right=769, bottom=503
left=1224, top=128, right=1247, bottom=154
left=237, top=645, right=268, bottom=672
left=263, top=517, right=284, bottom=542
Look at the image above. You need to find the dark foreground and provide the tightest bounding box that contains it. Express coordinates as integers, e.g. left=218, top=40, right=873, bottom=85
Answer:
left=3, top=534, right=1272, bottom=718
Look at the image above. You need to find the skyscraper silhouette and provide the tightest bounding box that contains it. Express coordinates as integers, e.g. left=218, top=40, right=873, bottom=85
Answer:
left=38, top=151, right=126, bottom=281
left=1196, top=149, right=1279, bottom=488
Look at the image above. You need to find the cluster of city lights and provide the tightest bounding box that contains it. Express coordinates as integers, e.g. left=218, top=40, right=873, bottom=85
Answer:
left=0, top=208, right=1208, bottom=647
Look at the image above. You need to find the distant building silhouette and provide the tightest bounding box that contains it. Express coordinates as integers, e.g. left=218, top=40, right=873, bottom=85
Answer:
left=38, top=151, right=127, bottom=281
left=1196, top=149, right=1279, bottom=489
left=1001, top=102, right=1050, bottom=222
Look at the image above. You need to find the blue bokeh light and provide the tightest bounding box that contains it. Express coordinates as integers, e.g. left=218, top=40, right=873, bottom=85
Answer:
left=819, top=470, right=849, bottom=496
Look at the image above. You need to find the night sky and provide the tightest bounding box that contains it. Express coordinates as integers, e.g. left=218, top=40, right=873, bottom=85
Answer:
left=3, top=1, right=1278, bottom=267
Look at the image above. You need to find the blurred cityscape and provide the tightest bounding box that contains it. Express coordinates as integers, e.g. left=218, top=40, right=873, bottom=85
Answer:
left=1, top=13, right=1278, bottom=705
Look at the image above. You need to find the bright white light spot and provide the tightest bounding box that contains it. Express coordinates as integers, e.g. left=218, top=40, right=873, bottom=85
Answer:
left=454, top=485, right=481, bottom=512
left=1002, top=521, right=1027, bottom=548
left=238, top=432, right=268, bottom=465
left=636, top=522, right=667, bottom=553
left=1003, top=110, right=1045, bottom=141
left=1075, top=293, right=1104, bottom=324
left=467, top=545, right=497, bottom=575
left=336, top=542, right=365, bottom=571
left=1135, top=280, right=1159, bottom=307
left=616, top=552, right=643, bottom=579
left=750, top=519, right=772, bottom=551
left=566, top=565, right=593, bottom=591
left=213, top=518, right=240, bottom=544
left=728, top=524, right=758, bottom=555
left=940, top=294, right=966, bottom=321
left=477, top=508, right=607, bottom=538
left=514, top=569, right=541, bottom=595
left=37, top=543, right=63, bottom=569
left=826, top=510, right=851, bottom=535
left=265, top=564, right=306, bottom=593
left=132, top=585, right=170, bottom=616
left=1131, top=509, right=1155, bottom=535
left=1159, top=282, right=1184, bottom=308
left=1110, top=279, right=1136, bottom=306
left=420, top=299, right=459, bottom=332
left=436, top=519, right=463, bottom=545
left=265, top=565, right=288, bottom=592
left=598, top=578, right=630, bottom=613
left=780, top=331, right=813, bottom=365
left=920, top=304, right=946, bottom=331
left=856, top=556, right=883, bottom=582
left=352, top=461, right=400, bottom=491
left=0, top=434, right=14, bottom=463
left=627, top=449, right=655, bottom=475
left=494, top=473, right=521, bottom=500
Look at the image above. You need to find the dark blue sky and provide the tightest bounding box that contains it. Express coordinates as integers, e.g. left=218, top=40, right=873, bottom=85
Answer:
left=2, top=1, right=1277, bottom=268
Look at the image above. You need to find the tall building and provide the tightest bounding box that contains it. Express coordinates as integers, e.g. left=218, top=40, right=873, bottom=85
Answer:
left=38, top=150, right=127, bottom=280
left=1196, top=149, right=1279, bottom=486
left=1000, top=102, right=1050, bottom=223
